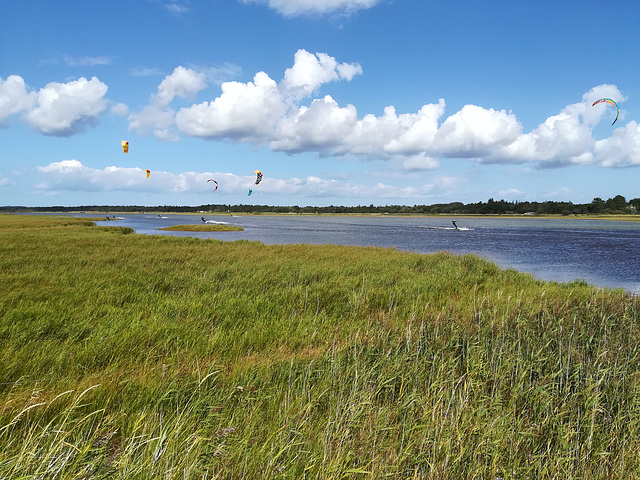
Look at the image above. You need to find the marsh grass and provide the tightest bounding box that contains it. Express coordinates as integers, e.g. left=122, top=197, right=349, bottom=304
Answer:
left=1, top=214, right=639, bottom=478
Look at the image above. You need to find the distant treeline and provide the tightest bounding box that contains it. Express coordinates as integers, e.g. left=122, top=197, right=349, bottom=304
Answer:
left=3, top=195, right=639, bottom=215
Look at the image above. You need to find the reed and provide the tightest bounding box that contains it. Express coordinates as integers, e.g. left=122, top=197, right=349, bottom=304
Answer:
left=0, top=214, right=638, bottom=478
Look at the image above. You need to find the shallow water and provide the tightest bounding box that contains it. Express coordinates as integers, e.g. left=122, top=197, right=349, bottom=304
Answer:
left=92, top=214, right=640, bottom=293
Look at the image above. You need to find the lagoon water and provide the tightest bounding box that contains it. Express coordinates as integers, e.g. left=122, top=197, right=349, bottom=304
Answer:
left=94, top=214, right=640, bottom=294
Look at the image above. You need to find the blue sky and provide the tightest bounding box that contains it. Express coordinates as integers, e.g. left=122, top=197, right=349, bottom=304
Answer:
left=1, top=0, right=639, bottom=207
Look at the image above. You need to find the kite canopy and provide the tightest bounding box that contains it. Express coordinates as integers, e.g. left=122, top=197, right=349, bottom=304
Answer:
left=254, top=170, right=263, bottom=185
left=592, top=98, right=620, bottom=125
left=144, top=169, right=151, bottom=179
left=207, top=179, right=218, bottom=191
left=121, top=140, right=129, bottom=153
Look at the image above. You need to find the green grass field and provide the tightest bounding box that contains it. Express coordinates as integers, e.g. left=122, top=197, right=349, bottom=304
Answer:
left=1, top=214, right=639, bottom=479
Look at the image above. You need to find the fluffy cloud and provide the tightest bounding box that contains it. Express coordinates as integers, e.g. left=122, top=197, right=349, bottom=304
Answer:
left=434, top=105, right=521, bottom=157
left=383, top=101, right=447, bottom=155
left=0, top=75, right=34, bottom=124
left=175, top=71, right=287, bottom=141
left=155, top=66, right=206, bottom=106
left=494, top=111, right=595, bottom=166
left=582, top=84, right=626, bottom=126
left=492, top=84, right=626, bottom=167
left=281, top=49, right=362, bottom=100
left=128, top=66, right=206, bottom=139
left=593, top=121, right=640, bottom=167
left=272, top=95, right=358, bottom=152
left=36, top=160, right=187, bottom=193
left=16, top=77, right=109, bottom=136
left=33, top=159, right=442, bottom=199
left=239, top=0, right=380, bottom=17
left=174, top=50, right=361, bottom=143
left=166, top=51, right=633, bottom=169
left=9, top=50, right=636, bottom=172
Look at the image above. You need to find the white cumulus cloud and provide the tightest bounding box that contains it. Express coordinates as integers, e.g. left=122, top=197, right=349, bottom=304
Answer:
left=272, top=95, right=358, bottom=152
left=496, top=111, right=595, bottom=167
left=434, top=105, right=522, bottom=157
left=128, top=66, right=207, bottom=139
left=127, top=49, right=637, bottom=173
left=167, top=51, right=634, bottom=172
left=492, top=85, right=626, bottom=168
left=593, top=121, right=640, bottom=167
left=33, top=159, right=445, bottom=200
left=174, top=50, right=361, bottom=143
left=25, top=77, right=108, bottom=136
left=175, top=71, right=287, bottom=141
left=0, top=75, right=35, bottom=124
left=382, top=101, right=446, bottom=155
left=175, top=50, right=362, bottom=146
left=155, top=66, right=206, bottom=106
left=281, top=49, right=362, bottom=100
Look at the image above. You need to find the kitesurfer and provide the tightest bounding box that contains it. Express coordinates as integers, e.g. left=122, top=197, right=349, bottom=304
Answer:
left=452, top=220, right=458, bottom=230
left=201, top=216, right=205, bottom=222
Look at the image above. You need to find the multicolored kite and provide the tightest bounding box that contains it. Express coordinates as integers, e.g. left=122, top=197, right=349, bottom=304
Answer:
left=592, top=98, right=620, bottom=125
left=121, top=140, right=129, bottom=153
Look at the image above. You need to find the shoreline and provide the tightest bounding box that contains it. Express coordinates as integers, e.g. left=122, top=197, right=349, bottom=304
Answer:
left=18, top=210, right=640, bottom=222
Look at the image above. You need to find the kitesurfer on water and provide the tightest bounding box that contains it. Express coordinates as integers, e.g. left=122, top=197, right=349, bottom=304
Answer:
left=452, top=220, right=458, bottom=230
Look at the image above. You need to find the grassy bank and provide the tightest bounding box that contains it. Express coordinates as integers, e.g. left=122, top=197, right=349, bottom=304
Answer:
left=1, top=214, right=639, bottom=479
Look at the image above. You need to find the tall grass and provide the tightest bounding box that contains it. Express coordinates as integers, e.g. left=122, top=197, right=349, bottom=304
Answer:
left=0, top=214, right=639, bottom=478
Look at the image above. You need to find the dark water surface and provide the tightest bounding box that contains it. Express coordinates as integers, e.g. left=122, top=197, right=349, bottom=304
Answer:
left=93, top=214, right=640, bottom=293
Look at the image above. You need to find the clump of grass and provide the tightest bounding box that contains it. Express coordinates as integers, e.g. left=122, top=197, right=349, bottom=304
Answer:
left=158, top=224, right=244, bottom=232
left=0, top=214, right=639, bottom=478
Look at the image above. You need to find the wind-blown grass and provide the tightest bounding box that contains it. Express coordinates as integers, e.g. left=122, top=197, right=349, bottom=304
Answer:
left=0, top=214, right=639, bottom=478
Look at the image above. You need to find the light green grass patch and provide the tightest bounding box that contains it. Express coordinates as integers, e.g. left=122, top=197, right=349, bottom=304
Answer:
left=0, top=213, right=639, bottom=479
